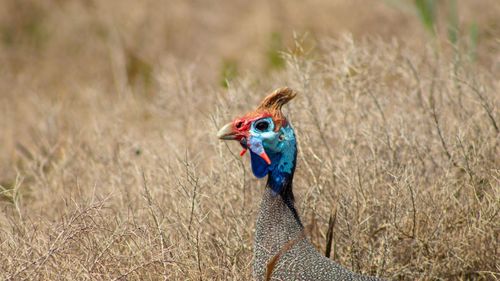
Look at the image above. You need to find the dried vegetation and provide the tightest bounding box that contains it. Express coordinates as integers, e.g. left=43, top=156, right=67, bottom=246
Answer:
left=0, top=0, right=499, bottom=280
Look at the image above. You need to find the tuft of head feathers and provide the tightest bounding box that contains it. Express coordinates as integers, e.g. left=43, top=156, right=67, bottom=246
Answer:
left=254, top=87, right=297, bottom=130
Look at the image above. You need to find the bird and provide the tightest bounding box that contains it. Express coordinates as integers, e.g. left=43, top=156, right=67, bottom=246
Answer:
left=217, top=87, right=383, bottom=281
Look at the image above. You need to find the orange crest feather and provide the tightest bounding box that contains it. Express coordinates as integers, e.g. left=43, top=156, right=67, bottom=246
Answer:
left=255, top=87, right=297, bottom=129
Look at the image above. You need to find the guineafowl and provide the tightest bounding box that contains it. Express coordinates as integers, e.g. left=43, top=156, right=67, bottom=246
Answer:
left=218, top=88, right=383, bottom=281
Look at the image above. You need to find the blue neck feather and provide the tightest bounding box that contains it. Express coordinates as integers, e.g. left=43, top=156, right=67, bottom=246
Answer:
left=266, top=127, right=297, bottom=198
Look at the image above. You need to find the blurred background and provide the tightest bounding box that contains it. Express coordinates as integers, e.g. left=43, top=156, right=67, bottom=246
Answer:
left=0, top=1, right=499, bottom=280
left=1, top=0, right=499, bottom=88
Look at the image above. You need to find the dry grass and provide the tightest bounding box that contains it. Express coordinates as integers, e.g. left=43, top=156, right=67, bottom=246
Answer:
left=1, top=1, right=499, bottom=280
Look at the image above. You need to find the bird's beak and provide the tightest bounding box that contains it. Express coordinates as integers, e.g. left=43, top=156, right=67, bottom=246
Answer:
left=217, top=122, right=238, bottom=140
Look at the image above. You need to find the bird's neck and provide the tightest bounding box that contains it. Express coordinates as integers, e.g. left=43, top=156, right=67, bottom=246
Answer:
left=266, top=163, right=295, bottom=200
left=262, top=151, right=302, bottom=235
left=253, top=182, right=303, bottom=278
left=257, top=187, right=303, bottom=237
left=254, top=147, right=304, bottom=276
left=265, top=130, right=297, bottom=197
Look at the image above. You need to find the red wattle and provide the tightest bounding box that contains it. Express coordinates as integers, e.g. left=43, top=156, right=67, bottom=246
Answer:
left=240, top=148, right=248, bottom=156
left=259, top=152, right=272, bottom=165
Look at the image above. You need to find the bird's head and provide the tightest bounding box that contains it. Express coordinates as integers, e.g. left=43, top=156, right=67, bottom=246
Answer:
left=217, top=87, right=297, bottom=194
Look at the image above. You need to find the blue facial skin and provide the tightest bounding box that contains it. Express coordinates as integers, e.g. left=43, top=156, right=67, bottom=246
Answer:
left=248, top=117, right=297, bottom=194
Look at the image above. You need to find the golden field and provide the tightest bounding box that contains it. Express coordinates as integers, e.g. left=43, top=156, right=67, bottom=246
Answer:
left=0, top=0, right=499, bottom=280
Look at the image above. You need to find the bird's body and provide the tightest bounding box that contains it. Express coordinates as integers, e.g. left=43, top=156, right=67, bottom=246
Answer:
left=218, top=88, right=383, bottom=281
left=254, top=189, right=380, bottom=281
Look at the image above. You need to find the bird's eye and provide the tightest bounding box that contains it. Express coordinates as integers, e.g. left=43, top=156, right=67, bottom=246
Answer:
left=255, top=121, right=269, bottom=131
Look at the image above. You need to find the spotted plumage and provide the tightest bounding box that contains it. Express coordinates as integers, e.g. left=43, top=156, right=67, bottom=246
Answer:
left=218, top=88, right=383, bottom=281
